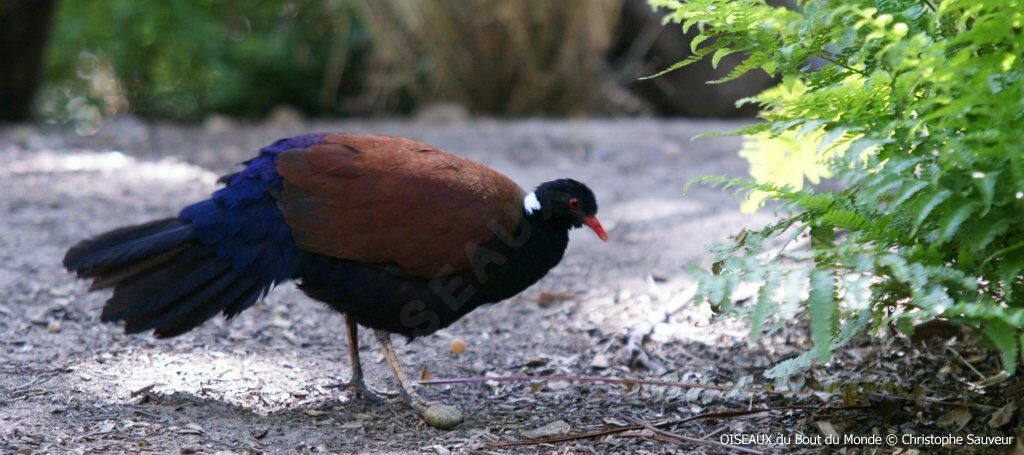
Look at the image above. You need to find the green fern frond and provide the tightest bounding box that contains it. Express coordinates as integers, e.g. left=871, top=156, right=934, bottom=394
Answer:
left=982, top=320, right=1020, bottom=375
left=808, top=269, right=837, bottom=363
left=654, top=0, right=1024, bottom=378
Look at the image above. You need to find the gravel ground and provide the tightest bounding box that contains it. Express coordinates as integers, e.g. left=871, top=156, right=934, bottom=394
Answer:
left=0, top=118, right=1019, bottom=454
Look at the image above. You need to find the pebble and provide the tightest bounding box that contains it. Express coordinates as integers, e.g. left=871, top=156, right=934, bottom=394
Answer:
left=421, top=404, right=463, bottom=430
left=450, top=339, right=465, bottom=355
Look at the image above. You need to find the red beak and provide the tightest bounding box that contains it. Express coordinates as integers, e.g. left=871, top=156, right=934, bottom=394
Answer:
left=583, top=216, right=608, bottom=242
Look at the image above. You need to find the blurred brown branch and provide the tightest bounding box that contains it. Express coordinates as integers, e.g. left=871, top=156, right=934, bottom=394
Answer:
left=0, top=0, right=56, bottom=121
left=353, top=0, right=646, bottom=116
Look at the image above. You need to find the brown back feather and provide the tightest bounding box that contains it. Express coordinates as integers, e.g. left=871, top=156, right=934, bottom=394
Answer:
left=276, top=134, right=524, bottom=278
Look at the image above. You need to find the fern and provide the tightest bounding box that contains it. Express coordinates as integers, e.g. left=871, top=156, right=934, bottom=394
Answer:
left=808, top=269, right=837, bottom=363
left=651, top=0, right=1024, bottom=379
left=982, top=321, right=1019, bottom=375
left=749, top=269, right=781, bottom=343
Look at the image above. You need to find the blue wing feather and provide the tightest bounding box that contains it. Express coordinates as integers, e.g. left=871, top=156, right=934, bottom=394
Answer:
left=179, top=133, right=328, bottom=287
left=66, top=133, right=331, bottom=337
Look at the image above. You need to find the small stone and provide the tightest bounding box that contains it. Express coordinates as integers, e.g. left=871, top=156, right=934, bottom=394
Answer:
left=450, top=339, right=465, bottom=355
left=590, top=353, right=610, bottom=369
left=421, top=404, right=463, bottom=430
left=47, top=321, right=61, bottom=333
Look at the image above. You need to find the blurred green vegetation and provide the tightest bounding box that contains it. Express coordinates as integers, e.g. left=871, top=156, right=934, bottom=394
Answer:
left=43, top=1, right=369, bottom=122
left=660, top=0, right=1024, bottom=380
left=38, top=0, right=779, bottom=125
left=41, top=0, right=635, bottom=123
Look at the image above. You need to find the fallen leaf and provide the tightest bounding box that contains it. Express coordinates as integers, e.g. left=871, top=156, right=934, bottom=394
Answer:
left=96, top=420, right=116, bottom=433
left=547, top=380, right=571, bottom=391
left=130, top=384, right=156, bottom=397
left=177, top=423, right=204, bottom=435
left=683, top=387, right=701, bottom=401
left=529, top=382, right=544, bottom=394
left=815, top=421, right=839, bottom=439
left=537, top=291, right=574, bottom=307
left=269, top=313, right=292, bottom=329
left=427, top=445, right=451, bottom=455
left=522, top=420, right=571, bottom=439
left=420, top=366, right=430, bottom=380
left=989, top=403, right=1016, bottom=428
left=937, top=407, right=972, bottom=429
left=978, top=371, right=1011, bottom=387
left=523, top=357, right=549, bottom=368
left=734, top=228, right=748, bottom=244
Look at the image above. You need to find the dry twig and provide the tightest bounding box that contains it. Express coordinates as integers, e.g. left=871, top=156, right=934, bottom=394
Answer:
left=487, top=405, right=863, bottom=447
left=630, top=417, right=765, bottom=455
left=419, top=374, right=999, bottom=411
left=418, top=374, right=815, bottom=396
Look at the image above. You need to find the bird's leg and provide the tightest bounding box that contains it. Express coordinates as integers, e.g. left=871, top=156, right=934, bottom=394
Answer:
left=373, top=330, right=463, bottom=429
left=373, top=329, right=434, bottom=411
left=336, top=315, right=395, bottom=402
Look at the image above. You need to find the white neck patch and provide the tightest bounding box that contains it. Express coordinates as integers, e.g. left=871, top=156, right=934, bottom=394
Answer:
left=523, top=192, right=541, bottom=215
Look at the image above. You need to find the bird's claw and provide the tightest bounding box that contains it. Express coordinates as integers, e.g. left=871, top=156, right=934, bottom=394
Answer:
left=332, top=380, right=398, bottom=403
left=408, top=397, right=437, bottom=413
left=402, top=393, right=463, bottom=430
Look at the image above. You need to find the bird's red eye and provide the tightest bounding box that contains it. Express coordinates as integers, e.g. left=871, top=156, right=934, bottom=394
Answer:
left=568, top=197, right=581, bottom=209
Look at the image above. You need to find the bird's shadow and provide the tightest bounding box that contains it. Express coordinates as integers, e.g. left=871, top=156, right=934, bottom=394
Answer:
left=101, top=389, right=447, bottom=447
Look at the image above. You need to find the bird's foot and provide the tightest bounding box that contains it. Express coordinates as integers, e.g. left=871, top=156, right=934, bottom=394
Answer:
left=372, top=330, right=463, bottom=429
left=331, top=379, right=397, bottom=403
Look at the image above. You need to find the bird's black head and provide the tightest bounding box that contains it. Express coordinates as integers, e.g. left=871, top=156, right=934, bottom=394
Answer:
left=526, top=179, right=607, bottom=241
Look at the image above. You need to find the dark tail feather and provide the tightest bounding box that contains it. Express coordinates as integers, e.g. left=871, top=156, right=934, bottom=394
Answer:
left=152, top=277, right=264, bottom=338
left=63, top=218, right=193, bottom=272
left=64, top=218, right=267, bottom=337
left=87, top=246, right=186, bottom=291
